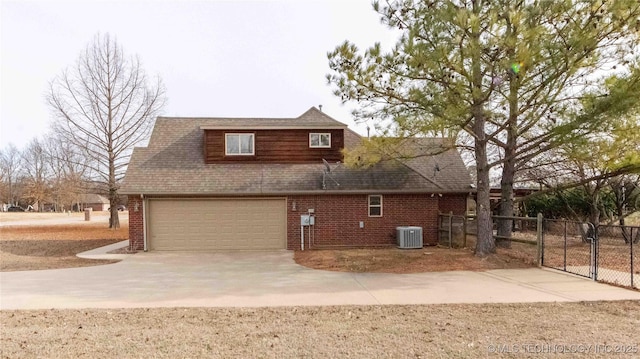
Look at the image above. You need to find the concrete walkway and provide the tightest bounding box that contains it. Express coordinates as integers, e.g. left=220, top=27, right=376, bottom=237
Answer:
left=1, top=241, right=639, bottom=310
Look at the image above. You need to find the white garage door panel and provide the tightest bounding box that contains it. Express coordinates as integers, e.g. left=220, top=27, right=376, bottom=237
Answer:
left=149, top=199, right=286, bottom=251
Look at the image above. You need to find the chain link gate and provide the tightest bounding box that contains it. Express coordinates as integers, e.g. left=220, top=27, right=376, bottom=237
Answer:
left=542, top=220, right=639, bottom=290
left=541, top=220, right=594, bottom=279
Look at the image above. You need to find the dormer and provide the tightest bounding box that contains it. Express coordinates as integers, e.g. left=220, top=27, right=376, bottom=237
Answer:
left=200, top=107, right=348, bottom=164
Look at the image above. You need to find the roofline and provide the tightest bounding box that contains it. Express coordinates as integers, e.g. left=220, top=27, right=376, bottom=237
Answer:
left=199, top=125, right=348, bottom=130
left=120, top=188, right=475, bottom=196
left=345, top=128, right=363, bottom=138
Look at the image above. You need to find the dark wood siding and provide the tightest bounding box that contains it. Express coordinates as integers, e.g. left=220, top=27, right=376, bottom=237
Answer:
left=204, top=129, right=344, bottom=163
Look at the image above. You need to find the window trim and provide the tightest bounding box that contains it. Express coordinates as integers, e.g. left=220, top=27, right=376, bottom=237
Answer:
left=225, top=133, right=255, bottom=156
left=309, top=133, right=331, bottom=148
left=368, top=195, right=383, bottom=217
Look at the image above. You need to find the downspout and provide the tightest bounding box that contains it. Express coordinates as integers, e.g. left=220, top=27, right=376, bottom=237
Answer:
left=142, top=194, right=148, bottom=252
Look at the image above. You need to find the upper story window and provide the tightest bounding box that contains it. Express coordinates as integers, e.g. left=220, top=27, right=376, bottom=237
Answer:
left=309, top=133, right=331, bottom=148
left=368, top=195, right=383, bottom=217
left=225, top=133, right=254, bottom=155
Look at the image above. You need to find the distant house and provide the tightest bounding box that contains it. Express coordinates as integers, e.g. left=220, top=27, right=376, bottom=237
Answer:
left=74, top=194, right=110, bottom=212
left=121, top=107, right=473, bottom=251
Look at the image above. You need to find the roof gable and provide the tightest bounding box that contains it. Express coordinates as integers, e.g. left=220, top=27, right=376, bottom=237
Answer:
left=121, top=109, right=472, bottom=195
left=167, top=107, right=350, bottom=130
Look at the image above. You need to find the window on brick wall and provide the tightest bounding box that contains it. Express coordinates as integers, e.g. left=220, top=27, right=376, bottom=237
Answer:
left=368, top=195, right=382, bottom=217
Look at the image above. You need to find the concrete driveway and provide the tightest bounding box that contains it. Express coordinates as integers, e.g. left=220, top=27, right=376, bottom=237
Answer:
left=2, top=241, right=639, bottom=310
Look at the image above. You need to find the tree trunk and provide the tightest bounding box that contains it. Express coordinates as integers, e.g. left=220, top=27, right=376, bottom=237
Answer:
left=497, top=160, right=515, bottom=248
left=109, top=186, right=120, bottom=229
left=589, top=192, right=600, bottom=227
left=471, top=0, right=495, bottom=257
left=108, top=152, right=120, bottom=229
left=589, top=205, right=599, bottom=228
left=619, top=216, right=630, bottom=244
left=471, top=72, right=494, bottom=256
left=497, top=35, right=519, bottom=248
left=475, top=159, right=495, bottom=256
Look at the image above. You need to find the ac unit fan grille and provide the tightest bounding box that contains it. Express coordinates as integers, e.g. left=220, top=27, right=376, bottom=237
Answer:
left=397, top=226, right=423, bottom=249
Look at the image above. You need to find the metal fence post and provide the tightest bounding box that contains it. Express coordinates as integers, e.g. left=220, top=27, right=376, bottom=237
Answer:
left=536, top=213, right=543, bottom=267
left=631, top=227, right=635, bottom=289
left=563, top=220, right=567, bottom=271
left=589, top=223, right=597, bottom=281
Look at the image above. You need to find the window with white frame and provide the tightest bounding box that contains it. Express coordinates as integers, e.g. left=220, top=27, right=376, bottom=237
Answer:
left=225, top=133, right=254, bottom=155
left=309, top=133, right=331, bottom=148
left=368, top=195, right=383, bottom=217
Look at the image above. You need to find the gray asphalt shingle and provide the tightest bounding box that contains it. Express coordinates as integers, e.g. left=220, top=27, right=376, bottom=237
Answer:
left=120, top=107, right=472, bottom=195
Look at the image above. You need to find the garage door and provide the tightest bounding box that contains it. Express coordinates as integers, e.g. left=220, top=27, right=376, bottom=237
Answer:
left=148, top=198, right=286, bottom=251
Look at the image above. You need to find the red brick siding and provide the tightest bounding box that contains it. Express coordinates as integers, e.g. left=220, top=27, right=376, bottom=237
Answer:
left=128, top=195, right=144, bottom=250
left=128, top=193, right=461, bottom=251
left=438, top=194, right=468, bottom=215
left=287, top=194, right=439, bottom=249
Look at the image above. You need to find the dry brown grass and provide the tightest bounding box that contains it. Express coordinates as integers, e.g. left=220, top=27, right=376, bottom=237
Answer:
left=2, top=301, right=639, bottom=358
left=0, top=212, right=84, bottom=222
left=0, top=224, right=127, bottom=271
left=2, top=217, right=639, bottom=358
left=538, top=233, right=640, bottom=275
left=295, top=243, right=533, bottom=273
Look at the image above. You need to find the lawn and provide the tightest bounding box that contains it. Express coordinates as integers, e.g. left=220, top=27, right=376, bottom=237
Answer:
left=1, top=215, right=639, bottom=358
left=294, top=244, right=533, bottom=273
left=0, top=223, right=127, bottom=271
left=2, top=301, right=639, bottom=358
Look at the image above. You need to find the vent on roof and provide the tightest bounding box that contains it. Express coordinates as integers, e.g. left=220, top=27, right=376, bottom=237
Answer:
left=397, top=226, right=423, bottom=249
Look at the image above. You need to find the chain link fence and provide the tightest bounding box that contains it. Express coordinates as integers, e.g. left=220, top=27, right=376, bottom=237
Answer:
left=439, top=212, right=639, bottom=290
left=594, top=224, right=639, bottom=289
left=541, top=219, right=594, bottom=279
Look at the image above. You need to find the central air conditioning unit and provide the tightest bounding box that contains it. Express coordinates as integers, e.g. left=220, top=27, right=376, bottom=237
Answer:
left=397, top=226, right=423, bottom=249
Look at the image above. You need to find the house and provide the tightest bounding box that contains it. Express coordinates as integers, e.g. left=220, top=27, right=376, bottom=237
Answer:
left=74, top=194, right=110, bottom=212
left=120, top=107, right=472, bottom=251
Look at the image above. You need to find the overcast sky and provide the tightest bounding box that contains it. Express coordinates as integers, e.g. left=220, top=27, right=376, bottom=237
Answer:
left=1, top=0, right=400, bottom=149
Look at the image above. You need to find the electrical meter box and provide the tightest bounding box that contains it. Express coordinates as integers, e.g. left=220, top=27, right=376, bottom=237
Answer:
left=301, top=215, right=315, bottom=226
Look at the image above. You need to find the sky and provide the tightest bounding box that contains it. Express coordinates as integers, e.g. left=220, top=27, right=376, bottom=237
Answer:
left=1, top=0, right=400, bottom=150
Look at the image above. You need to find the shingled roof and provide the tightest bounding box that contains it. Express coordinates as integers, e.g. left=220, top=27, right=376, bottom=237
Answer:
left=120, top=107, right=472, bottom=195
left=187, top=107, right=346, bottom=130
left=77, top=193, right=110, bottom=204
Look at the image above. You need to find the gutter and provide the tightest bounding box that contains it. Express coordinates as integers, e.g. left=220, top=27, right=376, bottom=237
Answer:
left=121, top=187, right=476, bottom=197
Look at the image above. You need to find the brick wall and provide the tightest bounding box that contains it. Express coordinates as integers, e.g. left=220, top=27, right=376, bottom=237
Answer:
left=438, top=194, right=468, bottom=215
left=287, top=194, right=440, bottom=249
left=128, top=193, right=468, bottom=251
left=128, top=195, right=144, bottom=250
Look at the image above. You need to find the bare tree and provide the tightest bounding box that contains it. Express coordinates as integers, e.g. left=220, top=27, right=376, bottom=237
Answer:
left=48, top=33, right=165, bottom=228
left=0, top=144, right=23, bottom=207
left=44, top=135, right=91, bottom=212
left=21, top=138, right=50, bottom=211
